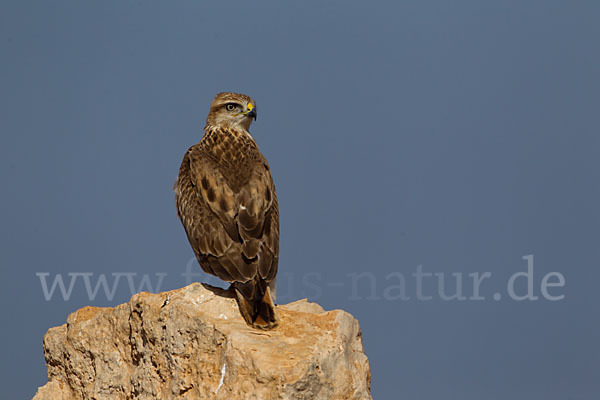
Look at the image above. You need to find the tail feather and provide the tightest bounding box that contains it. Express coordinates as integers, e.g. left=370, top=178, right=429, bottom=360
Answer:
left=233, top=280, right=278, bottom=330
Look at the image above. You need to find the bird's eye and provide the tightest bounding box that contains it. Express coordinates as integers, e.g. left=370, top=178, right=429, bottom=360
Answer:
left=225, top=103, right=237, bottom=111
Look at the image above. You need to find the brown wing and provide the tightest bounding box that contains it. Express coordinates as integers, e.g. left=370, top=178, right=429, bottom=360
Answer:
left=174, top=145, right=279, bottom=285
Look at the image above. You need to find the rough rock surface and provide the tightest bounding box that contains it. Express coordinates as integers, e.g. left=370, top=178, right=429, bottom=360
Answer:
left=33, top=283, right=372, bottom=399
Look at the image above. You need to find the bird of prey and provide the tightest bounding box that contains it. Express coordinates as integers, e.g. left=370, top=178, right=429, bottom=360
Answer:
left=174, top=92, right=279, bottom=329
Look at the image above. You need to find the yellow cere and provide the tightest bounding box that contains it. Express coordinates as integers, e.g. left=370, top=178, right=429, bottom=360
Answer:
left=247, top=103, right=254, bottom=111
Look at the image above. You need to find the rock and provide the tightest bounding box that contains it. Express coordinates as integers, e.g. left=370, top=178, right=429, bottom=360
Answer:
left=33, top=283, right=372, bottom=399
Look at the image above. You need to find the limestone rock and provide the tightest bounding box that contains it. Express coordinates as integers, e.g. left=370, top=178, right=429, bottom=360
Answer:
left=33, top=283, right=372, bottom=399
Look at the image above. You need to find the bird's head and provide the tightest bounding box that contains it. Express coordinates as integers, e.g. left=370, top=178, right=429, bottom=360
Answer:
left=206, top=92, right=257, bottom=132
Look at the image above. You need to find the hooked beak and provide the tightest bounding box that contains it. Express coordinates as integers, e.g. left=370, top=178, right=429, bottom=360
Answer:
left=243, top=103, right=257, bottom=120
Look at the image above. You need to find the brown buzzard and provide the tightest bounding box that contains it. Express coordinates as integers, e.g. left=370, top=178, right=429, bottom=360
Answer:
left=174, top=92, right=279, bottom=329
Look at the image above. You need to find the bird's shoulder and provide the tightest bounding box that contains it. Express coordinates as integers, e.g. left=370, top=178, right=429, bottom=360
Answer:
left=187, top=128, right=268, bottom=190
